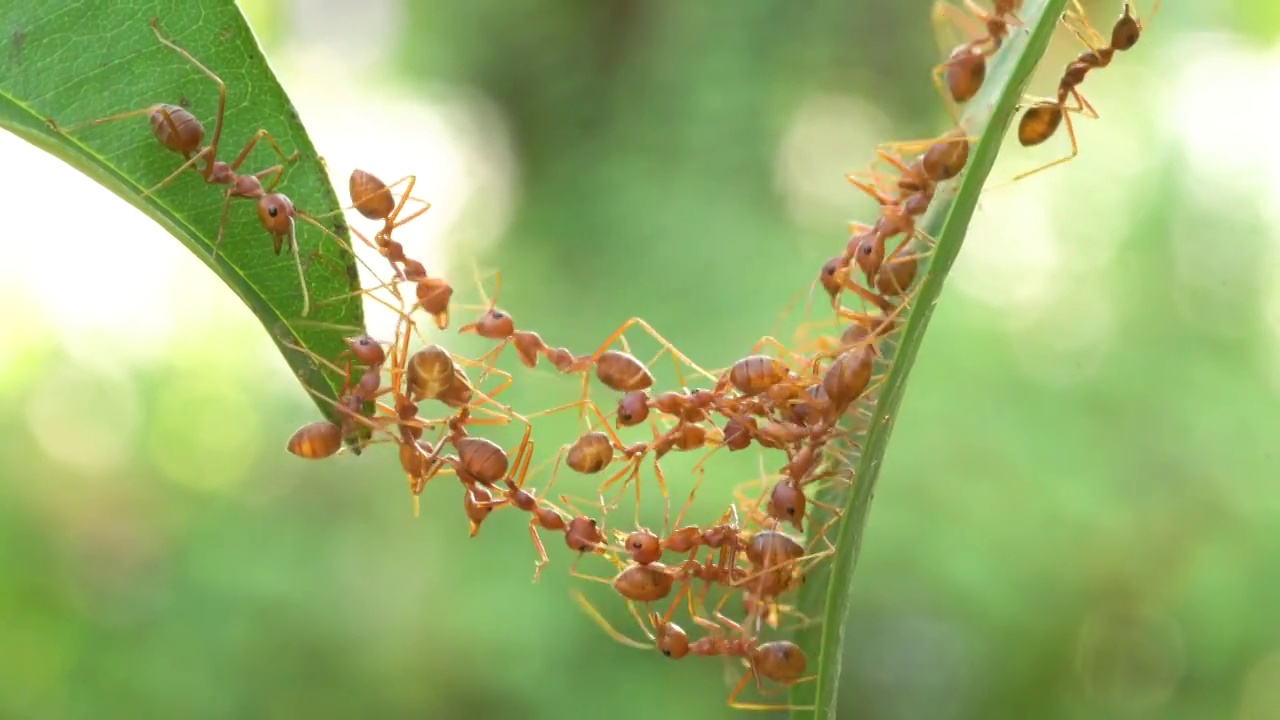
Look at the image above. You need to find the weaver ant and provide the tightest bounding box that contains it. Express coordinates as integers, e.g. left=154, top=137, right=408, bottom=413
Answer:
left=46, top=19, right=327, bottom=315
left=457, top=270, right=719, bottom=425
left=930, top=1, right=1025, bottom=118
left=1010, top=0, right=1157, bottom=183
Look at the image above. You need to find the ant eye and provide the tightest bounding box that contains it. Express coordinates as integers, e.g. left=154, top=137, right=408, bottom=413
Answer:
left=589, top=519, right=598, bottom=526
left=787, top=507, right=796, bottom=515
left=662, top=649, right=672, bottom=657
left=268, top=207, right=278, bottom=217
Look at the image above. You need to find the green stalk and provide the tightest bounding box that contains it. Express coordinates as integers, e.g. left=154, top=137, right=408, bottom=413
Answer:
left=789, top=1, right=1070, bottom=717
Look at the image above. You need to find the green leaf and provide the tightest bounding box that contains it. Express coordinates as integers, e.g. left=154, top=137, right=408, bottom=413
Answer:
left=0, top=1, right=366, bottom=434
left=789, top=1, right=1071, bottom=717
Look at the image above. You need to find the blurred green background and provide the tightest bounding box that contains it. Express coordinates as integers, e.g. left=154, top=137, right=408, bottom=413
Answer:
left=2, top=0, right=1276, bottom=718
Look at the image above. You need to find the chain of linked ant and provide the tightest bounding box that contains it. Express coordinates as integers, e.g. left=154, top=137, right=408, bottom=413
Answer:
left=41, top=1, right=1155, bottom=711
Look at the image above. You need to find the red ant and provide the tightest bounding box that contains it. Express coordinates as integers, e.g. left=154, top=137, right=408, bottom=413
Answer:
left=572, top=586, right=814, bottom=712
left=46, top=19, right=328, bottom=316
left=931, top=1, right=1025, bottom=118
left=313, top=170, right=455, bottom=329
left=456, top=270, right=719, bottom=425
left=1010, top=0, right=1157, bottom=183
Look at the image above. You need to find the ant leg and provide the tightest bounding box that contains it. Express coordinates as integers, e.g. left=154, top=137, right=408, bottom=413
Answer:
left=1009, top=93, right=1091, bottom=184
left=930, top=61, right=967, bottom=127
left=767, top=283, right=814, bottom=355
left=300, top=277, right=414, bottom=333
left=147, top=19, right=226, bottom=179
left=148, top=127, right=299, bottom=203
left=314, top=173, right=433, bottom=228
left=961, top=0, right=1018, bottom=27
left=874, top=131, right=980, bottom=161
left=308, top=277, right=410, bottom=317
left=526, top=518, right=553, bottom=582
left=806, top=500, right=846, bottom=553
left=136, top=124, right=217, bottom=200
left=1144, top=0, right=1163, bottom=24
left=210, top=186, right=237, bottom=261
left=1071, top=88, right=1100, bottom=120
left=224, top=128, right=300, bottom=174
left=587, top=317, right=718, bottom=385
left=274, top=220, right=311, bottom=317
left=1061, top=11, right=1107, bottom=54
left=253, top=163, right=287, bottom=192
left=598, top=460, right=642, bottom=518
left=382, top=174, right=434, bottom=232
left=649, top=457, right=671, bottom=536
left=571, top=590, right=654, bottom=649
left=524, top=398, right=619, bottom=434
left=671, top=448, right=717, bottom=528
left=933, top=0, right=987, bottom=37
left=844, top=174, right=896, bottom=206
left=727, top=671, right=816, bottom=712
left=731, top=461, right=770, bottom=518
left=293, top=214, right=403, bottom=304
left=46, top=106, right=158, bottom=135
left=741, top=335, right=807, bottom=366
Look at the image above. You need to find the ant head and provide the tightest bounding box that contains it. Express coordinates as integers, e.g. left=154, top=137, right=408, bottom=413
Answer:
left=723, top=416, right=756, bottom=452
left=566, top=516, right=604, bottom=551
left=463, top=485, right=495, bottom=537
left=416, top=279, right=454, bottom=316
left=768, top=480, right=807, bottom=531
left=655, top=622, right=690, bottom=659
left=616, top=390, right=650, bottom=427
left=344, top=335, right=386, bottom=366
left=818, top=256, right=845, bottom=300
left=476, top=310, right=514, bottom=339
left=257, top=193, right=296, bottom=237
left=624, top=530, right=661, bottom=564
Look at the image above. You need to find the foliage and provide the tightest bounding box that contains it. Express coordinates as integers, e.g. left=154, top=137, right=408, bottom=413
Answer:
left=0, top=0, right=365, bottom=427
left=791, top=2, right=1072, bottom=716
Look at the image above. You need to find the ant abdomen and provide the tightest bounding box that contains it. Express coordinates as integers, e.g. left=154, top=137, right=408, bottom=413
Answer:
left=595, top=350, right=654, bottom=393
left=612, top=562, right=674, bottom=603
left=727, top=355, right=788, bottom=396
left=943, top=48, right=986, bottom=103
left=1016, top=102, right=1063, bottom=147
left=148, top=104, right=204, bottom=156
left=1111, top=4, right=1141, bottom=51
left=566, top=432, right=613, bottom=474
left=753, top=641, right=808, bottom=683
left=349, top=169, right=396, bottom=221
left=454, top=437, right=509, bottom=486
left=286, top=420, right=343, bottom=459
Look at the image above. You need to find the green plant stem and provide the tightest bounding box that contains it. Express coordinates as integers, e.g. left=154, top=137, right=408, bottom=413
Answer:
left=789, top=1, right=1071, bottom=717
